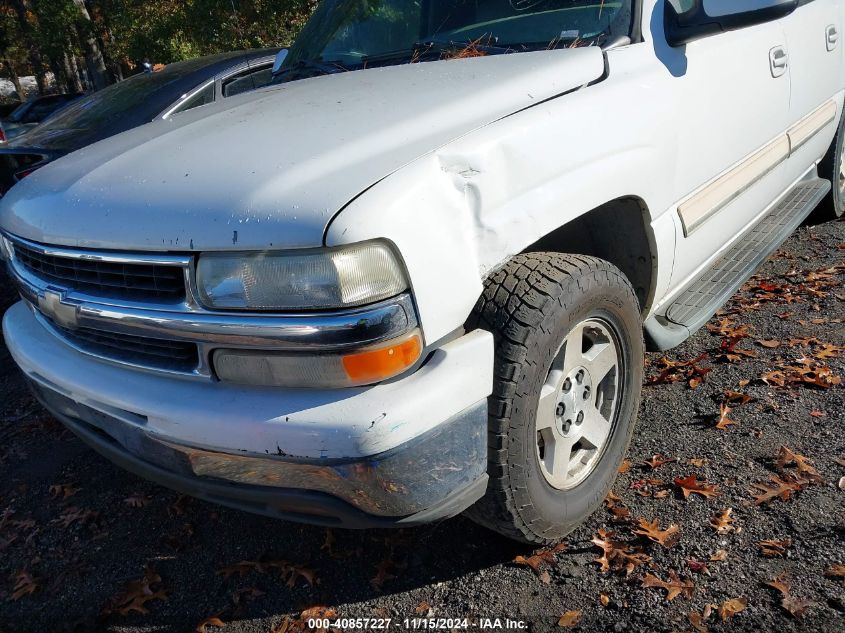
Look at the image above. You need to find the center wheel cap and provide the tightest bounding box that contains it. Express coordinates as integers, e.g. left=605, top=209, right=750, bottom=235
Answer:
left=557, top=366, right=593, bottom=437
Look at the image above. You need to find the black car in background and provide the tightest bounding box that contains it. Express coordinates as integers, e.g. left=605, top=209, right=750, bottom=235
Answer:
left=0, top=94, right=83, bottom=143
left=0, top=49, right=279, bottom=196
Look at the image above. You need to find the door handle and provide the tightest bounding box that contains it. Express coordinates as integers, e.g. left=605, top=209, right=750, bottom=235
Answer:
left=769, top=46, right=788, bottom=78
left=827, top=25, right=840, bottom=51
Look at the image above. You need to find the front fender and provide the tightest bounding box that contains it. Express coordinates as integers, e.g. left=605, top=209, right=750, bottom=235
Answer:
left=326, top=46, right=679, bottom=345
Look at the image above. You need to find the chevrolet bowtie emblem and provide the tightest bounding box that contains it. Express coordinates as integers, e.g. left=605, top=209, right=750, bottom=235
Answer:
left=38, top=289, right=79, bottom=330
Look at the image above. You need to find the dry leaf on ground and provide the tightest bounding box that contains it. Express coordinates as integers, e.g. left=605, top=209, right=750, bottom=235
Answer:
left=715, top=403, right=738, bottom=430
left=591, top=529, right=651, bottom=576
left=641, top=571, right=694, bottom=601
left=766, top=575, right=815, bottom=618
left=757, top=538, right=792, bottom=557
left=718, top=598, right=747, bottom=621
left=675, top=475, right=720, bottom=499
left=196, top=615, right=226, bottom=633
left=557, top=611, right=582, bottom=628
left=633, top=518, right=681, bottom=547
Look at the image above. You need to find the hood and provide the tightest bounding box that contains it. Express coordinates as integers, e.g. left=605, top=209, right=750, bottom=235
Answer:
left=0, top=48, right=605, bottom=251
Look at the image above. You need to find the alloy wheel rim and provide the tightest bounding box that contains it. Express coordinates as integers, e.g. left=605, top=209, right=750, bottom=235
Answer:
left=535, top=317, right=622, bottom=491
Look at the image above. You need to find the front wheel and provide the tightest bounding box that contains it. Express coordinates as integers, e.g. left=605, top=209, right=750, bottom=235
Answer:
left=464, top=253, right=644, bottom=544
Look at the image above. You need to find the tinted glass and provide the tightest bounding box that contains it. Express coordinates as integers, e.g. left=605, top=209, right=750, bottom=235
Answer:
left=222, top=67, right=274, bottom=97
left=170, top=83, right=216, bottom=115
left=36, top=56, right=240, bottom=131
left=287, top=0, right=633, bottom=66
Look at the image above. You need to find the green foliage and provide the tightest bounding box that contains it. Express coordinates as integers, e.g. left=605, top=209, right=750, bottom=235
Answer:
left=0, top=0, right=318, bottom=93
left=90, top=0, right=317, bottom=64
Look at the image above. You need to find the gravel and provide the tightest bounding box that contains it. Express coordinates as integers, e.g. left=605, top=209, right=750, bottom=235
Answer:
left=0, top=217, right=843, bottom=633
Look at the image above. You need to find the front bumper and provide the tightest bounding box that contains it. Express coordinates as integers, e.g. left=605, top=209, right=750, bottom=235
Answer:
left=4, top=301, right=494, bottom=526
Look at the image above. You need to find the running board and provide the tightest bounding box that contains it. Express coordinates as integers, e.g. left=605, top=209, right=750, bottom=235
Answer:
left=645, top=177, right=831, bottom=351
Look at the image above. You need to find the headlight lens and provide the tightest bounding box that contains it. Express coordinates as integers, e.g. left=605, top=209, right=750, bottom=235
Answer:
left=196, top=241, right=408, bottom=310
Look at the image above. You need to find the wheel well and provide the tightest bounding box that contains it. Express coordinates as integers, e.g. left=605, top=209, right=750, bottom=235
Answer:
left=522, top=197, right=657, bottom=314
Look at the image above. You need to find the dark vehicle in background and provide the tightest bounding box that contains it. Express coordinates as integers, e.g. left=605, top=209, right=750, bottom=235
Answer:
left=0, top=94, right=83, bottom=143
left=0, top=49, right=279, bottom=196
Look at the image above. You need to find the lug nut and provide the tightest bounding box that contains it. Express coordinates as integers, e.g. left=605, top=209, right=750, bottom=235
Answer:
left=583, top=386, right=591, bottom=400
left=556, top=403, right=566, bottom=417
left=562, top=420, right=572, bottom=434
left=576, top=370, right=585, bottom=384
left=563, top=378, right=572, bottom=392
left=576, top=411, right=584, bottom=425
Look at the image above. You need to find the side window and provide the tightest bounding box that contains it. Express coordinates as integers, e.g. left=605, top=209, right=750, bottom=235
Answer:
left=221, top=67, right=273, bottom=98
left=169, top=83, right=215, bottom=117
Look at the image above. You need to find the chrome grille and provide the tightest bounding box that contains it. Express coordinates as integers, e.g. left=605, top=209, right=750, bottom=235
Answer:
left=49, top=320, right=200, bottom=373
left=13, top=241, right=186, bottom=301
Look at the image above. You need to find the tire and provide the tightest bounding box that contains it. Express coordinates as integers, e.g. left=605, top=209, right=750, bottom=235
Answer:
left=464, top=253, right=644, bottom=544
left=819, top=107, right=845, bottom=219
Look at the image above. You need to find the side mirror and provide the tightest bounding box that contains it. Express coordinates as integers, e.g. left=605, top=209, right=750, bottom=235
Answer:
left=272, top=49, right=289, bottom=75
left=665, top=0, right=799, bottom=46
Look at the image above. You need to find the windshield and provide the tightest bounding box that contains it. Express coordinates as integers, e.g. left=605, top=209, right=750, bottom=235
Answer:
left=284, top=0, right=632, bottom=70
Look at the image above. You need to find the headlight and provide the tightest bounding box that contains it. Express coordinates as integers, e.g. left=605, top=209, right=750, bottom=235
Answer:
left=196, top=241, right=408, bottom=310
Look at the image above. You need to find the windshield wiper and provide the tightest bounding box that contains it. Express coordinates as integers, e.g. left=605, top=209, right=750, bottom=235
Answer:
left=271, top=59, right=351, bottom=84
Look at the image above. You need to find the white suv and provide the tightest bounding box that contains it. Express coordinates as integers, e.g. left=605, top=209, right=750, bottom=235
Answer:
left=2, top=0, right=843, bottom=543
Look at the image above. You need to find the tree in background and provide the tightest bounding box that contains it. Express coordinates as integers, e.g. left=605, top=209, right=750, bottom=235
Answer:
left=0, top=0, right=318, bottom=102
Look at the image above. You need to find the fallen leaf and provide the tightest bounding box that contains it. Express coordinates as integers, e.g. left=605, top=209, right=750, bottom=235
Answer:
left=414, top=601, right=431, bottom=615
left=641, top=571, right=694, bottom=601
left=757, top=538, right=792, bottom=557
left=709, top=550, right=728, bottom=562
left=370, top=559, right=397, bottom=591
left=687, top=559, right=709, bottom=575
left=758, top=339, right=781, bottom=349
left=196, top=615, right=226, bottom=633
left=675, top=475, right=720, bottom=499
left=718, top=598, right=747, bottom=621
left=776, top=447, right=823, bottom=482
left=633, top=518, right=680, bottom=547
left=513, top=543, right=567, bottom=575
left=618, top=460, right=631, bottom=474
left=839, top=476, right=845, bottom=491
left=715, top=403, right=738, bottom=431
left=10, top=569, right=38, bottom=600
left=48, top=483, right=80, bottom=499
left=646, top=353, right=712, bottom=389
left=557, top=611, right=582, bottom=628
left=688, top=610, right=709, bottom=633
left=765, top=575, right=815, bottom=618
left=750, top=475, right=809, bottom=505
left=55, top=506, right=99, bottom=529
left=688, top=458, right=707, bottom=467
left=825, top=564, right=845, bottom=583
left=810, top=411, right=826, bottom=418
left=724, top=391, right=755, bottom=406
left=643, top=454, right=675, bottom=470
left=101, top=566, right=167, bottom=616
left=600, top=593, right=610, bottom=607
left=716, top=336, right=757, bottom=363
left=591, top=529, right=651, bottom=576
left=709, top=508, right=735, bottom=533
left=124, top=493, right=152, bottom=508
